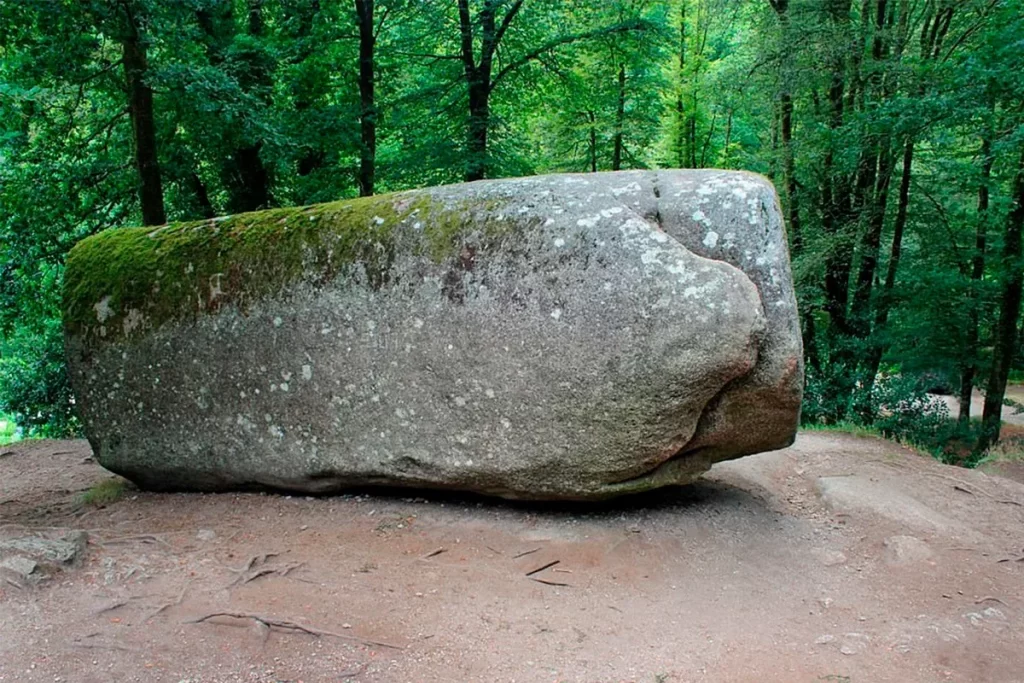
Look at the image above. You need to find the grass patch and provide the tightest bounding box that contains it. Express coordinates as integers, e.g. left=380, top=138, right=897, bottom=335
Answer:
left=800, top=421, right=884, bottom=439
left=977, top=428, right=1024, bottom=468
left=0, top=413, right=20, bottom=445
left=80, top=478, right=129, bottom=506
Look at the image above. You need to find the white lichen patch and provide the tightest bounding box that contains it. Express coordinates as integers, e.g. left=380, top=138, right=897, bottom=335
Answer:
left=554, top=238, right=566, bottom=248
left=94, top=296, right=114, bottom=323
left=301, top=365, right=312, bottom=380
left=692, top=209, right=708, bottom=223
left=703, top=231, right=720, bottom=249
left=550, top=308, right=563, bottom=321
left=611, top=182, right=642, bottom=196
left=577, top=216, right=600, bottom=228
left=122, top=308, right=144, bottom=336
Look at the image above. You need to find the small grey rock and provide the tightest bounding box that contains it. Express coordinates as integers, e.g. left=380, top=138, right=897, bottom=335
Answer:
left=0, top=531, right=87, bottom=568
left=0, top=556, right=39, bottom=580
left=196, top=529, right=216, bottom=542
left=883, top=535, right=933, bottom=565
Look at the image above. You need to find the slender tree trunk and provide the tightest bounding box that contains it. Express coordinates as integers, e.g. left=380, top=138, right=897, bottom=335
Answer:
left=687, top=91, right=698, bottom=168
left=458, top=0, right=494, bottom=182
left=294, top=0, right=325, bottom=179
left=959, top=131, right=994, bottom=425
left=612, top=64, right=626, bottom=171
left=721, top=107, right=733, bottom=167
left=850, top=144, right=894, bottom=337
left=588, top=110, right=597, bottom=173
left=189, top=171, right=215, bottom=219
left=355, top=0, right=376, bottom=196
left=675, top=1, right=687, bottom=169
left=863, top=136, right=913, bottom=384
left=202, top=0, right=272, bottom=213
left=466, top=82, right=490, bottom=182
left=120, top=11, right=166, bottom=226
left=770, top=0, right=801, bottom=254
left=977, top=146, right=1024, bottom=453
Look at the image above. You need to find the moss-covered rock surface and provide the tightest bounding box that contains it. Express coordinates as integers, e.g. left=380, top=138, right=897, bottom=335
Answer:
left=64, top=171, right=802, bottom=500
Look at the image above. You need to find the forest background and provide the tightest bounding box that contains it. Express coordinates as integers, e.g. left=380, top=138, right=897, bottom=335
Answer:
left=1, top=0, right=1022, bottom=463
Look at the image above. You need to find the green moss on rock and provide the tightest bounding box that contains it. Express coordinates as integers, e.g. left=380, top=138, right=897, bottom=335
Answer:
left=63, top=191, right=507, bottom=346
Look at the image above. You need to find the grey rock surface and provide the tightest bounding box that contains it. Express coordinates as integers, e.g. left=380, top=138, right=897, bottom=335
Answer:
left=0, top=530, right=87, bottom=585
left=65, top=170, right=802, bottom=500
left=0, top=556, right=40, bottom=582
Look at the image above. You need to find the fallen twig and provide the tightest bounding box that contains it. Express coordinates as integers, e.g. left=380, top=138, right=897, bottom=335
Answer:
left=975, top=596, right=1009, bottom=606
left=485, top=546, right=503, bottom=555
left=185, top=611, right=403, bottom=650
left=525, top=560, right=560, bottom=577
left=100, top=534, right=173, bottom=549
left=94, top=600, right=128, bottom=615
left=530, top=578, right=570, bottom=587
left=423, top=548, right=447, bottom=559
left=513, top=548, right=540, bottom=559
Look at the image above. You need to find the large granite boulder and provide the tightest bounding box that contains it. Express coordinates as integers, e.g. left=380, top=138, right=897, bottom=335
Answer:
left=64, top=171, right=802, bottom=500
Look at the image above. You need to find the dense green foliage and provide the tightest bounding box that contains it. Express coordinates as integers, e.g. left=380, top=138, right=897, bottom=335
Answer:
left=1, top=0, right=1023, bottom=455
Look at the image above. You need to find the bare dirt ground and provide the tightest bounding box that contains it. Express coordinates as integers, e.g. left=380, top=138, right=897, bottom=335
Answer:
left=2, top=433, right=1023, bottom=683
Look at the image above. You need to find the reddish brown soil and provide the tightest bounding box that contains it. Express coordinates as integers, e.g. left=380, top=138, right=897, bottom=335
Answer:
left=2, top=434, right=1023, bottom=683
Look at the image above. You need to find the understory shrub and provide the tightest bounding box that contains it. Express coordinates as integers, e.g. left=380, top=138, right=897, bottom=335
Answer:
left=0, top=318, right=80, bottom=438
left=802, top=365, right=981, bottom=465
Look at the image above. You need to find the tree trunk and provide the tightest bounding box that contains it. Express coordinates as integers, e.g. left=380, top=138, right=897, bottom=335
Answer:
left=199, top=0, right=273, bottom=213
left=189, top=171, right=215, bottom=219
left=355, top=0, right=376, bottom=196
left=675, top=0, right=687, bottom=168
left=229, top=144, right=271, bottom=212
left=120, top=11, right=166, bottom=227
left=959, top=130, right=994, bottom=425
left=770, top=0, right=801, bottom=254
left=721, top=107, right=733, bottom=167
left=862, top=136, right=913, bottom=385
left=612, top=64, right=625, bottom=171
left=977, top=146, right=1024, bottom=453
left=850, top=143, right=894, bottom=338
left=293, top=0, right=326, bottom=180
left=466, top=82, right=490, bottom=182
left=588, top=110, right=597, bottom=173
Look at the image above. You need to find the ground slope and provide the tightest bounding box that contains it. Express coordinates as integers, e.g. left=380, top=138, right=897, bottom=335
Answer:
left=1, top=433, right=1022, bottom=682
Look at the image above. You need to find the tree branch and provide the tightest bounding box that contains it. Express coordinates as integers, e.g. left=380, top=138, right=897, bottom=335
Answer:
left=490, top=19, right=646, bottom=91
left=493, top=0, right=526, bottom=50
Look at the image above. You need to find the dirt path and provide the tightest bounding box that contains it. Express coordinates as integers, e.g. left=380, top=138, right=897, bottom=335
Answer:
left=931, top=385, right=1024, bottom=425
left=2, top=434, right=1023, bottom=682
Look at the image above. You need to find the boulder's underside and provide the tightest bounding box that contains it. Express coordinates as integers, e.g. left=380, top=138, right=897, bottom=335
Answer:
left=64, top=170, right=802, bottom=500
